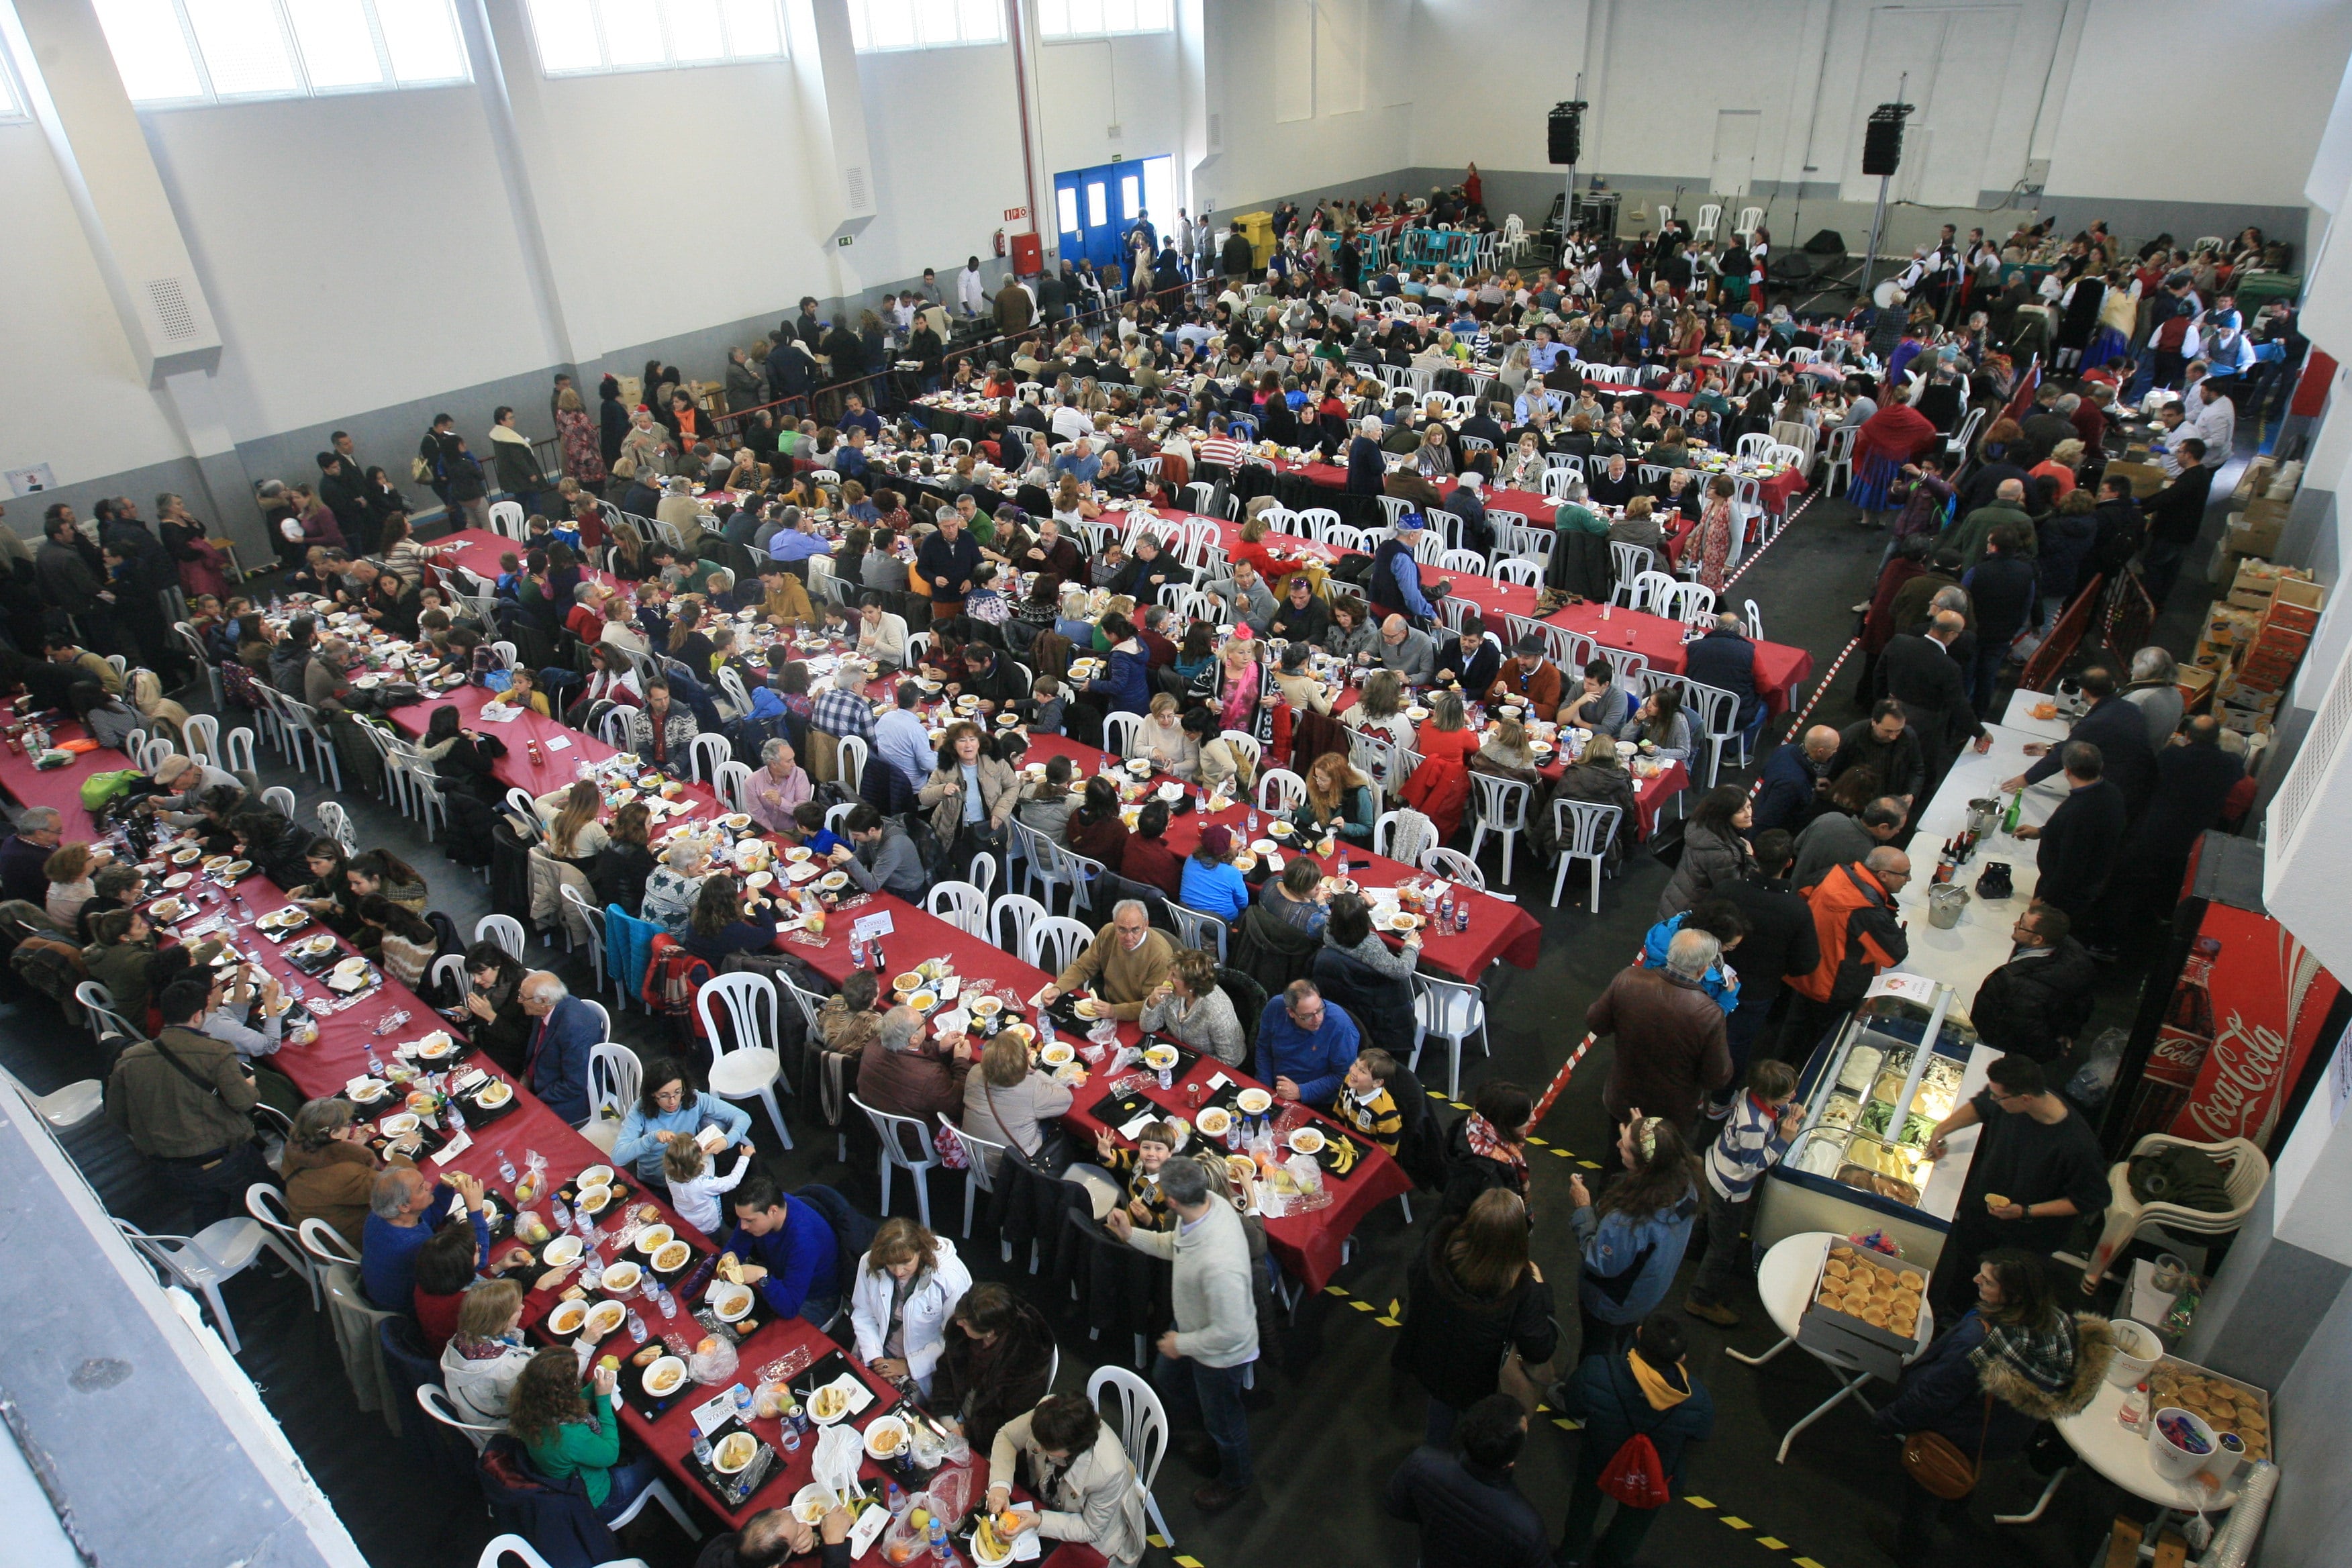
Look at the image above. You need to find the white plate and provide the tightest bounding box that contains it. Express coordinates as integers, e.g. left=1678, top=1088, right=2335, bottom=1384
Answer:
left=709, top=1281, right=755, bottom=1322
left=1289, top=1128, right=1327, bottom=1155
left=862, top=1415, right=911, bottom=1462
left=583, top=1299, right=626, bottom=1336
left=1039, top=1043, right=1076, bottom=1067
left=1143, top=1044, right=1179, bottom=1071
left=334, top=955, right=370, bottom=975
left=601, top=1261, right=643, bottom=1294
left=162, top=871, right=193, bottom=889
left=348, top=1079, right=391, bottom=1105
left=475, top=1081, right=513, bottom=1109
left=1236, top=1087, right=1273, bottom=1115
left=634, top=1224, right=676, bottom=1256
left=546, top=1299, right=589, bottom=1335
left=575, top=1182, right=613, bottom=1214
left=641, top=1355, right=687, bottom=1399
left=819, top=871, right=849, bottom=891
left=575, top=1165, right=614, bottom=1190
left=712, top=1430, right=758, bottom=1474
left=791, top=1484, right=831, bottom=1526
left=379, top=1112, right=420, bottom=1135
left=806, top=1379, right=858, bottom=1424
left=1250, top=839, right=1277, bottom=855
left=542, top=1234, right=584, bottom=1267
left=1197, top=1107, right=1233, bottom=1137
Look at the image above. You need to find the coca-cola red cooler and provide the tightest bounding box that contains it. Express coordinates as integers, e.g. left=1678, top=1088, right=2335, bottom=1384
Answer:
left=2106, top=833, right=2351, bottom=1159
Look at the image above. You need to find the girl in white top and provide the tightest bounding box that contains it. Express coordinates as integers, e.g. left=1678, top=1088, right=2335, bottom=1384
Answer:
left=850, top=1219, right=972, bottom=1395
left=661, top=1135, right=754, bottom=1236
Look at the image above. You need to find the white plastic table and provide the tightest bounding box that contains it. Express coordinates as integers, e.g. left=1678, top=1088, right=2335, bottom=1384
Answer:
left=2000, top=686, right=2077, bottom=744
left=1726, top=1230, right=1935, bottom=1463
left=2056, top=1377, right=2247, bottom=1514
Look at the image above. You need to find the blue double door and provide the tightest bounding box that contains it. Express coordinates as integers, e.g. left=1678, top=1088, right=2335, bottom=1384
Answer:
left=1053, top=156, right=1175, bottom=273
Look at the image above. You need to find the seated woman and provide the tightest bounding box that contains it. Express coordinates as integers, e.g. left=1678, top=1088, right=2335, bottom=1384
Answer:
left=1063, top=776, right=1130, bottom=875
left=1128, top=693, right=1198, bottom=779
left=1016, top=754, right=1077, bottom=842
left=1179, top=824, right=1249, bottom=920
left=358, top=894, right=439, bottom=989
left=505, top=1348, right=660, bottom=1522
left=850, top=1218, right=973, bottom=1398
left=589, top=801, right=657, bottom=916
left=1293, top=752, right=1376, bottom=845
left=278, top=1097, right=394, bottom=1251
left=930, top=1283, right=1056, bottom=1456
left=441, top=1279, right=603, bottom=1428
left=682, top=873, right=786, bottom=965
left=1470, top=716, right=1545, bottom=786
left=1322, top=891, right=1421, bottom=981
left=1255, top=854, right=1332, bottom=936
left=986, top=1395, right=1150, bottom=1568
left=960, top=1032, right=1075, bottom=1175
left=1137, top=948, right=1244, bottom=1065
left=286, top=837, right=363, bottom=936
left=44, top=842, right=103, bottom=930
left=638, top=839, right=712, bottom=934
left=458, top=940, right=532, bottom=1075
left=816, top=969, right=884, bottom=1060
left=609, top=1057, right=754, bottom=1184
left=1619, top=685, right=1694, bottom=763
left=534, top=781, right=609, bottom=871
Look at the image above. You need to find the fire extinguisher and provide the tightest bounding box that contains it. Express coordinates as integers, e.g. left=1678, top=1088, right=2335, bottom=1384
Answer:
left=993, top=228, right=1007, bottom=258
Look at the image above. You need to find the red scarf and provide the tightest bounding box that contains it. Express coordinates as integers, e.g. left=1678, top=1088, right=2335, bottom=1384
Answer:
left=1463, top=1112, right=1527, bottom=1175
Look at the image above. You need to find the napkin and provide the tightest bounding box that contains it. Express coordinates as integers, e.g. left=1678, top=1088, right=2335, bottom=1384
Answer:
left=474, top=705, right=522, bottom=724
left=430, top=1130, right=473, bottom=1165
left=1116, top=1111, right=1163, bottom=1142
left=544, top=736, right=573, bottom=751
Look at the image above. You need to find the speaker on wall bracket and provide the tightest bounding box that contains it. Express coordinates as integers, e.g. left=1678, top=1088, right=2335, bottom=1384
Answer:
left=1548, top=100, right=1588, bottom=166
left=1862, top=102, right=1915, bottom=177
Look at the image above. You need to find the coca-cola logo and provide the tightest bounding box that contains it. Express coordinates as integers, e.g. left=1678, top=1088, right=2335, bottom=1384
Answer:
left=2186, top=1008, right=2292, bottom=1142
left=2150, top=1029, right=2210, bottom=1067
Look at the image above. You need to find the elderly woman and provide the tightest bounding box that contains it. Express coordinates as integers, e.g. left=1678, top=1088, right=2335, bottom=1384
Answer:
left=960, top=1032, right=1076, bottom=1175
left=278, top=1097, right=393, bottom=1250
left=1128, top=693, right=1198, bottom=779
left=1496, top=431, right=1550, bottom=491
left=44, top=842, right=105, bottom=930
left=1138, top=947, right=1245, bottom=1065
left=746, top=738, right=813, bottom=833
left=987, top=1395, right=1150, bottom=1568
left=918, top=722, right=1019, bottom=874
left=639, top=838, right=712, bottom=933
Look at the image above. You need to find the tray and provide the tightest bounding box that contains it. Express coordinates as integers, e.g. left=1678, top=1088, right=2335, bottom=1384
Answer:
left=1088, top=1087, right=1157, bottom=1127
left=1302, top=1124, right=1372, bottom=1181
left=685, top=1418, right=783, bottom=1512
left=788, top=1351, right=883, bottom=1422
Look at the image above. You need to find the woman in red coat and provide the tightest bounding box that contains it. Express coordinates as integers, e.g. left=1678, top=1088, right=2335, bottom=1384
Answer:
left=1402, top=691, right=1482, bottom=842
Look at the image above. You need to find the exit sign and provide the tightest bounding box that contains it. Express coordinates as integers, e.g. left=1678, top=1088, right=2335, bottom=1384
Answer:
left=1003, top=205, right=1027, bottom=222
left=836, top=234, right=854, bottom=247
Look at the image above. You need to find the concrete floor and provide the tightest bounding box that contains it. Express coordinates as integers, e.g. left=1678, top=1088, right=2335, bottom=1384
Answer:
left=2, top=454, right=2249, bottom=1568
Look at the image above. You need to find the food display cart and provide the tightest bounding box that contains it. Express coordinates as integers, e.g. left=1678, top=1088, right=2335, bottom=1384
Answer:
left=1753, top=975, right=2002, bottom=1270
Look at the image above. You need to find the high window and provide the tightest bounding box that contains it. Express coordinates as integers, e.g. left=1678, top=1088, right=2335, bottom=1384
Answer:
left=94, top=0, right=470, bottom=106
left=846, top=0, right=1003, bottom=52
left=1037, top=0, right=1172, bottom=41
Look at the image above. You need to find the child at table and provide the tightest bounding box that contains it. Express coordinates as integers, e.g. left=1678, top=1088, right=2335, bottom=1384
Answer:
left=1336, top=1048, right=1405, bottom=1154
left=791, top=800, right=850, bottom=859
left=1683, top=1059, right=1803, bottom=1328
left=1013, top=676, right=1067, bottom=736
left=663, top=1134, right=756, bottom=1236
left=1092, top=1120, right=1179, bottom=1232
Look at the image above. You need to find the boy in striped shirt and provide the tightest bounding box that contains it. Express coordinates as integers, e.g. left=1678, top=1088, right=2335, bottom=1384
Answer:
left=1338, top=1048, right=1405, bottom=1153
left=1685, top=1058, right=1803, bottom=1328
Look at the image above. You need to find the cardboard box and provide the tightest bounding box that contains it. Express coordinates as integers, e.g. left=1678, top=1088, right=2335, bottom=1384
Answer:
left=2228, top=513, right=2284, bottom=559
left=2269, top=578, right=2326, bottom=628
left=1796, top=1248, right=1928, bottom=1385
left=2175, top=664, right=2216, bottom=709
left=2106, top=459, right=2169, bottom=499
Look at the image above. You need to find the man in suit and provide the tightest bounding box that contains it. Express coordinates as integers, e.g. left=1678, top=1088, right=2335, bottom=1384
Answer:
left=1880, top=610, right=1990, bottom=795
left=2139, top=437, right=2214, bottom=607
left=2086, top=715, right=2244, bottom=953
left=2005, top=665, right=2155, bottom=819
left=2013, top=742, right=2126, bottom=920
left=1683, top=613, right=1765, bottom=738
left=520, top=971, right=600, bottom=1124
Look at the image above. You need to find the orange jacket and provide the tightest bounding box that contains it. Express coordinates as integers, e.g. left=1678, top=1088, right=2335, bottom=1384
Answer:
left=1790, top=862, right=1908, bottom=1005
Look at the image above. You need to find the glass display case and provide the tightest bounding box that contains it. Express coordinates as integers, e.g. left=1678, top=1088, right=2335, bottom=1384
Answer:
left=1753, top=977, right=2001, bottom=1268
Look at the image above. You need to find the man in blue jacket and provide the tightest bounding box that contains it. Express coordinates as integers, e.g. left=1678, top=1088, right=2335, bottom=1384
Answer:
left=1751, top=725, right=1840, bottom=835
left=1255, top=980, right=1360, bottom=1109
left=725, top=1175, right=840, bottom=1323
left=1381, top=1393, right=1551, bottom=1568
left=521, top=972, right=600, bottom=1125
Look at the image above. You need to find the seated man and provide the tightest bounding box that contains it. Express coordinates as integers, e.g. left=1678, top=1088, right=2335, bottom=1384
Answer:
left=1038, top=899, right=1175, bottom=1021
left=854, top=1003, right=974, bottom=1125
left=1486, top=635, right=1563, bottom=721
left=1431, top=616, right=1499, bottom=695
left=362, top=1165, right=487, bottom=1313
left=1255, top=979, right=1361, bottom=1110
left=724, top=1174, right=841, bottom=1324
left=833, top=803, right=926, bottom=900
left=519, top=971, right=599, bottom=1124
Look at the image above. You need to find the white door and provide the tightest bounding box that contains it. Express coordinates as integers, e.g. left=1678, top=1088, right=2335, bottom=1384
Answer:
left=1710, top=111, right=1762, bottom=197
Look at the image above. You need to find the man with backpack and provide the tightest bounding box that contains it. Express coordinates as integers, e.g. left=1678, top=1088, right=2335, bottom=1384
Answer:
left=1551, top=1312, right=1715, bottom=1568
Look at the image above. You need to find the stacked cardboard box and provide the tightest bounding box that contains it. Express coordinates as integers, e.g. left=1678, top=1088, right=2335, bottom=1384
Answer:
left=2208, top=568, right=2326, bottom=736
left=2225, top=456, right=2304, bottom=560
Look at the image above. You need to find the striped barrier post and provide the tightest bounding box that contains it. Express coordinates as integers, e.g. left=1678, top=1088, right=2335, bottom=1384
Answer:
left=1749, top=635, right=1862, bottom=797
left=1531, top=1031, right=1598, bottom=1126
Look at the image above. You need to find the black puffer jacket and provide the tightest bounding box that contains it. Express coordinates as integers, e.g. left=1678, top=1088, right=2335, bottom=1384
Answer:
left=1969, top=936, right=2098, bottom=1063
left=1392, top=1218, right=1558, bottom=1410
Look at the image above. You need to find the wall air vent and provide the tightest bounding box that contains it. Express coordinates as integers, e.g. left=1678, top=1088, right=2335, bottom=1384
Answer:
left=146, top=277, right=198, bottom=340
left=844, top=164, right=871, bottom=211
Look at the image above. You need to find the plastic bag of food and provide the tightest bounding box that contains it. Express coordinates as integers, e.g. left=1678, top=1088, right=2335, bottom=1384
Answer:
left=924, top=1466, right=973, bottom=1524
left=687, top=1334, right=738, bottom=1387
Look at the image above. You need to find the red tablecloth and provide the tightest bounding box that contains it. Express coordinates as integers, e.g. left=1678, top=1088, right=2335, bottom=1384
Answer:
left=1018, top=732, right=1540, bottom=975
left=0, top=718, right=121, bottom=838
left=184, top=872, right=1085, bottom=1555
left=1264, top=458, right=1552, bottom=524
left=788, top=892, right=1406, bottom=1291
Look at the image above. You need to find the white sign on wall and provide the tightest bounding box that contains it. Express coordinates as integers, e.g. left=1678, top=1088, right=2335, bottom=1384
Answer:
left=6, top=464, right=57, bottom=496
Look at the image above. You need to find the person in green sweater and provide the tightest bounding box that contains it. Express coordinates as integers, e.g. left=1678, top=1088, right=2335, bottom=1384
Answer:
left=507, top=1348, right=659, bottom=1520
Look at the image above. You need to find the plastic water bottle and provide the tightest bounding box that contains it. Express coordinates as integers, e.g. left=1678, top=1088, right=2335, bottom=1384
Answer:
left=885, top=1479, right=907, bottom=1518
left=779, top=1416, right=801, bottom=1453
left=271, top=592, right=284, bottom=618
left=851, top=933, right=869, bottom=969
left=364, top=1044, right=385, bottom=1079
left=1039, top=1015, right=1057, bottom=1051
left=1455, top=893, right=1470, bottom=935
left=496, top=1147, right=518, bottom=1183
left=626, top=1308, right=646, bottom=1340
left=1336, top=846, right=1350, bottom=881
left=732, top=1384, right=754, bottom=1421
left=692, top=1428, right=714, bottom=1466
left=1246, top=806, right=1259, bottom=838
left=550, top=1195, right=572, bottom=1230
left=1437, top=883, right=1454, bottom=929
left=928, top=1518, right=954, bottom=1564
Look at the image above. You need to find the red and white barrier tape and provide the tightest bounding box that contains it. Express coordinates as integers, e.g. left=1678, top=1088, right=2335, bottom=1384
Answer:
left=1532, top=1032, right=1599, bottom=1126
left=1722, top=487, right=1820, bottom=592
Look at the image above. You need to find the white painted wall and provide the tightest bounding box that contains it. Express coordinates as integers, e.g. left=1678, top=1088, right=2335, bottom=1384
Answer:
left=0, top=123, right=191, bottom=487
left=1407, top=0, right=1591, bottom=174
left=2046, top=0, right=2352, bottom=207
left=1201, top=0, right=1414, bottom=211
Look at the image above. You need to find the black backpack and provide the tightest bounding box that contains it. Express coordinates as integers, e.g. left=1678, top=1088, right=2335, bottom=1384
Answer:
left=2126, top=1145, right=2235, bottom=1213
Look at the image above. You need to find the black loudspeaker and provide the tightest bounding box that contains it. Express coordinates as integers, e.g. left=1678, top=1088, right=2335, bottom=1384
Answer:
left=1804, top=228, right=1847, bottom=255
left=1771, top=251, right=1818, bottom=283
left=1549, top=103, right=1584, bottom=166
left=1862, top=120, right=1904, bottom=177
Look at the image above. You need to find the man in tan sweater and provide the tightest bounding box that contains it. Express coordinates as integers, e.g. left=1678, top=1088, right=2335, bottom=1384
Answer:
left=1040, top=899, right=1175, bottom=1020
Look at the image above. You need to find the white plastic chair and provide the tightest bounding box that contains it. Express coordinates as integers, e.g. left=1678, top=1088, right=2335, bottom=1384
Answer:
left=697, top=971, right=791, bottom=1148
left=1218, top=730, right=1261, bottom=777
left=316, top=799, right=358, bottom=855
left=584, top=1042, right=640, bottom=1156
left=1744, top=599, right=1765, bottom=642
left=1657, top=581, right=1717, bottom=628
left=926, top=880, right=990, bottom=938
left=934, top=1115, right=1013, bottom=1254
left=558, top=883, right=609, bottom=998
left=262, top=785, right=298, bottom=818
left=179, top=710, right=221, bottom=765
left=245, top=1183, right=321, bottom=1311
left=851, top=1093, right=939, bottom=1228
left=2073, top=1134, right=2270, bottom=1291
left=1420, top=846, right=1488, bottom=893
left=224, top=725, right=258, bottom=779
left=1550, top=799, right=1622, bottom=913
left=708, top=761, right=751, bottom=816
left=1089, top=1364, right=1177, bottom=1548
left=1627, top=570, right=1679, bottom=615
left=989, top=892, right=1050, bottom=963
left=420, top=1385, right=505, bottom=1455
left=117, top=1217, right=305, bottom=1355
left=475, top=914, right=528, bottom=961
left=77, top=980, right=146, bottom=1048
left=1255, top=768, right=1308, bottom=816
left=1595, top=644, right=1649, bottom=689
left=1694, top=203, right=1722, bottom=242
left=1024, top=915, right=1097, bottom=977
left=837, top=734, right=869, bottom=796
left=1493, top=558, right=1542, bottom=588
left=1165, top=901, right=1229, bottom=965
left=688, top=732, right=732, bottom=785
left=1411, top=972, right=1491, bottom=1101
left=0, top=1067, right=103, bottom=1128
left=1465, top=773, right=1532, bottom=887
left=299, top=1216, right=362, bottom=1271
left=1609, top=544, right=1655, bottom=605
left=487, top=500, right=527, bottom=540
left=1103, top=712, right=1142, bottom=758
